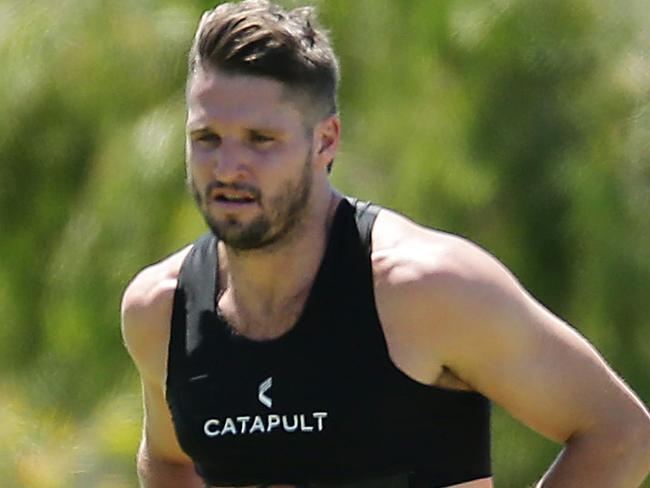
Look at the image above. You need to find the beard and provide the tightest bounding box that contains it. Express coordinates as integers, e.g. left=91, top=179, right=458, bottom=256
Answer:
left=189, top=153, right=314, bottom=251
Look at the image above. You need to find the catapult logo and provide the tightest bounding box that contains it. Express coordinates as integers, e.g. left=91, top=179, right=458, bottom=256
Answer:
left=203, top=376, right=329, bottom=437
left=258, top=376, right=273, bottom=408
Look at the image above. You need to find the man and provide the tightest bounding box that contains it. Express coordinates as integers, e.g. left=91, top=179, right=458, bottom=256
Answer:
left=121, top=1, right=650, bottom=487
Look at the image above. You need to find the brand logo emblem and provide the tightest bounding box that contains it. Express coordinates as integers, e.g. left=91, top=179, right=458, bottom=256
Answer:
left=202, top=375, right=330, bottom=437
left=258, top=376, right=272, bottom=409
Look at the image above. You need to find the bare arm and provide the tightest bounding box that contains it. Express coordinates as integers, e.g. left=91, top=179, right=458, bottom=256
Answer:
left=437, top=245, right=650, bottom=486
left=136, top=380, right=204, bottom=488
left=136, top=442, right=199, bottom=488
left=374, top=216, right=650, bottom=487
left=121, top=251, right=204, bottom=488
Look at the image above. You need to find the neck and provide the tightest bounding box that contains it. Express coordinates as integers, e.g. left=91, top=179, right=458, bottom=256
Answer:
left=218, top=188, right=342, bottom=320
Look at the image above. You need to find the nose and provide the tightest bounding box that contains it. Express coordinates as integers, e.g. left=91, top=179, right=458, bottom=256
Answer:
left=212, top=140, right=248, bottom=183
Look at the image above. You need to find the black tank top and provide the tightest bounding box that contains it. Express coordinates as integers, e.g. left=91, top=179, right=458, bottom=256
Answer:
left=166, top=198, right=491, bottom=488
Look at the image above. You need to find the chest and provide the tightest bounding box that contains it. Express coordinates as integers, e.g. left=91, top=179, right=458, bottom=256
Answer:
left=165, top=222, right=490, bottom=486
left=215, top=292, right=309, bottom=341
left=166, top=300, right=490, bottom=487
left=166, top=304, right=409, bottom=484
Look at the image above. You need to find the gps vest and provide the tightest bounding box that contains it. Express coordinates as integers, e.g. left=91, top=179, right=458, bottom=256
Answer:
left=166, top=198, right=491, bottom=487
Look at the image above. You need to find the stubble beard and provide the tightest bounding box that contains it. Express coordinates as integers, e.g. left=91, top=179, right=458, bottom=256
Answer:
left=190, top=155, right=314, bottom=251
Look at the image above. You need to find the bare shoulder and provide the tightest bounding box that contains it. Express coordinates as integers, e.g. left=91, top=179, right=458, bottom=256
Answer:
left=371, top=208, right=650, bottom=447
left=121, top=245, right=193, bottom=385
left=370, top=208, right=534, bottom=382
left=371, top=207, right=517, bottom=302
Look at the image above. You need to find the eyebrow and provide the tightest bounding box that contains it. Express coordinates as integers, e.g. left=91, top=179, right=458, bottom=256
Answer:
left=188, top=125, right=283, bottom=137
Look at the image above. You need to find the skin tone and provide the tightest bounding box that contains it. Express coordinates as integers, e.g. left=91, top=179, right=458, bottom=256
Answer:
left=185, top=66, right=342, bottom=338
left=121, top=67, right=650, bottom=488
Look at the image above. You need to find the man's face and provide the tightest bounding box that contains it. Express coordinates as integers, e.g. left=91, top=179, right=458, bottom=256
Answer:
left=186, top=67, right=315, bottom=250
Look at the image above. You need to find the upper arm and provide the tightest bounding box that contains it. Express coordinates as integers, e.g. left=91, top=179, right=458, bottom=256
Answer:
left=375, top=223, right=649, bottom=444
left=140, top=377, right=194, bottom=464
left=120, top=268, right=175, bottom=385
left=138, top=378, right=203, bottom=488
left=120, top=253, right=196, bottom=465
left=430, top=247, right=640, bottom=442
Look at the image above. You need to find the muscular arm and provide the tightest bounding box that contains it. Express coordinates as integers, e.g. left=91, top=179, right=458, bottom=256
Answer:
left=121, top=250, right=204, bottom=488
left=373, top=213, right=650, bottom=487
left=443, top=250, right=650, bottom=487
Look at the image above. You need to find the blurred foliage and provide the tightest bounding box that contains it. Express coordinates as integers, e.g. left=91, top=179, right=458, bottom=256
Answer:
left=0, top=0, right=648, bottom=486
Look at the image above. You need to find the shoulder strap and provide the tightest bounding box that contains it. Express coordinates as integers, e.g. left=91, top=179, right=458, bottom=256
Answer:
left=167, top=233, right=217, bottom=387
left=177, top=232, right=217, bottom=312
left=347, top=197, right=382, bottom=251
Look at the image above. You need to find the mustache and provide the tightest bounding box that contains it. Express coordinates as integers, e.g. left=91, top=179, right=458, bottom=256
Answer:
left=203, top=180, right=261, bottom=201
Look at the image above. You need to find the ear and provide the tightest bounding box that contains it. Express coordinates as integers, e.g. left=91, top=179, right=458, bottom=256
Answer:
left=313, top=115, right=340, bottom=171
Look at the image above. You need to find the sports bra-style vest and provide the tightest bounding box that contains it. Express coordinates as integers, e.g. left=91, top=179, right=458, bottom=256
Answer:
left=166, top=198, right=491, bottom=488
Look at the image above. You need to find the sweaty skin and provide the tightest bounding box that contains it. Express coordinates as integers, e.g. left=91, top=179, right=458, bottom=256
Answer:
left=122, top=69, right=650, bottom=488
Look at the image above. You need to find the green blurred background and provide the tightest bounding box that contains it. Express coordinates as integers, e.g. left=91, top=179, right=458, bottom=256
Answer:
left=1, top=0, right=648, bottom=486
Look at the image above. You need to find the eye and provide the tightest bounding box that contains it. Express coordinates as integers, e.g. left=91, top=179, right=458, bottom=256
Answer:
left=249, top=131, right=275, bottom=145
left=193, top=131, right=221, bottom=146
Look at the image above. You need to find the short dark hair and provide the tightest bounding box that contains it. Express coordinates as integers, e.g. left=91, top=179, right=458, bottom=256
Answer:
left=188, top=0, right=339, bottom=123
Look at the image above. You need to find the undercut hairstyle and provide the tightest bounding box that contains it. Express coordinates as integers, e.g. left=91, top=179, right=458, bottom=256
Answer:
left=188, top=0, right=340, bottom=124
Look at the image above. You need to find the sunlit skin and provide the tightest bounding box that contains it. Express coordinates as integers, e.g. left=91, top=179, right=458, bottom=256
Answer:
left=187, top=68, right=316, bottom=251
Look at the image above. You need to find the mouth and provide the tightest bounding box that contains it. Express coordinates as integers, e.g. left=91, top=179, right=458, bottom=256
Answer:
left=209, top=186, right=259, bottom=206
